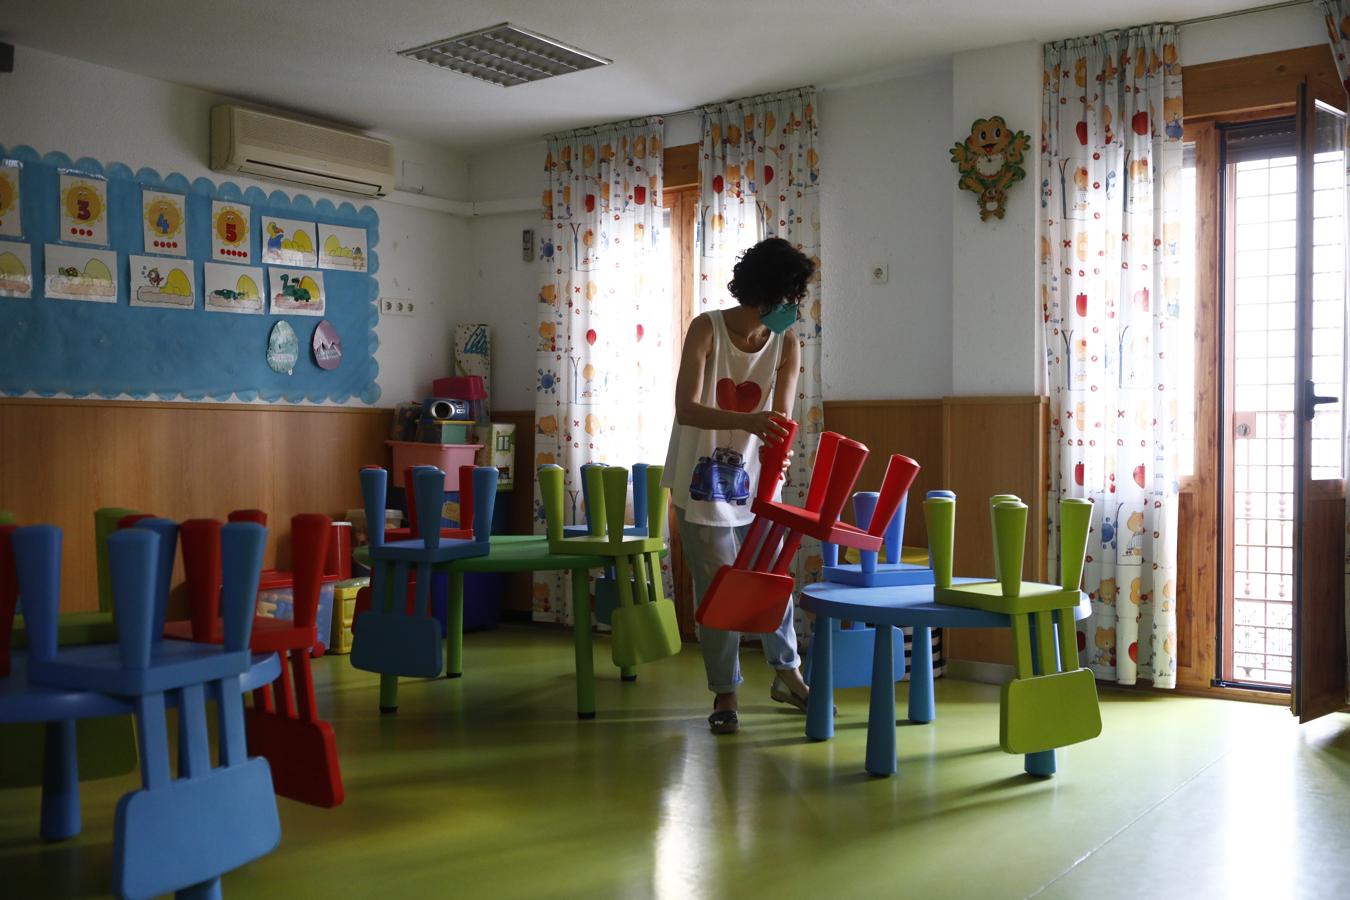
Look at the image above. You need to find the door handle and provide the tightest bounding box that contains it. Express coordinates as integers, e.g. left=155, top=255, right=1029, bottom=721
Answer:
left=1302, top=379, right=1338, bottom=420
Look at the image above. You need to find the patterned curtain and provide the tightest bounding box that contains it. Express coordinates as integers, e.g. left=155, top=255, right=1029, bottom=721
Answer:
left=698, top=88, right=823, bottom=640
left=1318, top=0, right=1350, bottom=699
left=532, top=119, right=673, bottom=624
left=1041, top=27, right=1183, bottom=687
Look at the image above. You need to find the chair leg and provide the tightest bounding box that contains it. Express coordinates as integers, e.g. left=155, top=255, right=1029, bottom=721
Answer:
left=39, top=719, right=80, bottom=842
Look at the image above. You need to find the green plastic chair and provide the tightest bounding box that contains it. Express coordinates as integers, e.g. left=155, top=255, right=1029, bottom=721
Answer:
left=926, top=494, right=1100, bottom=756
left=540, top=465, right=679, bottom=668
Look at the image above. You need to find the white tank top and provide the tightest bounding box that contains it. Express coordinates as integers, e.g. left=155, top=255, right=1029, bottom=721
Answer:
left=663, top=309, right=785, bottom=527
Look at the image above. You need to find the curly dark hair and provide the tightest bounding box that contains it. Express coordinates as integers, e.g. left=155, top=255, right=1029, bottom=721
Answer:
left=727, top=237, right=816, bottom=311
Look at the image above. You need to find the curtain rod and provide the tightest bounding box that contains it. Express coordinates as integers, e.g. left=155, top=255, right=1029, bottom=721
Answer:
left=545, top=86, right=816, bottom=141
left=1177, top=0, right=1311, bottom=27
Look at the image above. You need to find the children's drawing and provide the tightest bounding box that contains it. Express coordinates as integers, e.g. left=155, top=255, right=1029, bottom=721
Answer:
left=269, top=267, right=325, bottom=316
left=0, top=161, right=21, bottom=238
left=58, top=171, right=109, bottom=245
left=267, top=320, right=299, bottom=375
left=129, top=254, right=195, bottom=309
left=261, top=216, right=317, bottom=267
left=44, top=244, right=118, bottom=302
left=204, top=261, right=265, bottom=314
left=318, top=224, right=367, bottom=271
left=211, top=200, right=251, bottom=263
left=142, top=190, right=187, bottom=256
left=0, top=239, right=32, bottom=298
left=312, top=319, right=342, bottom=370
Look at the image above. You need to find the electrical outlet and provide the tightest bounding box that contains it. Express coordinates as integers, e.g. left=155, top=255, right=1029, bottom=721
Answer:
left=381, top=297, right=417, bottom=317
left=870, top=263, right=889, bottom=285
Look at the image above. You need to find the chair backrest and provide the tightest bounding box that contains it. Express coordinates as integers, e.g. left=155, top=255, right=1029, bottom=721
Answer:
left=228, top=509, right=268, bottom=527
left=290, top=514, right=331, bottom=630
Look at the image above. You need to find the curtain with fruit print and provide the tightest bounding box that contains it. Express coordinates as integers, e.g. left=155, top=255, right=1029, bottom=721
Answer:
left=532, top=119, right=673, bottom=625
left=1317, top=0, right=1350, bottom=700
left=1040, top=27, right=1183, bottom=687
left=699, top=88, right=823, bottom=640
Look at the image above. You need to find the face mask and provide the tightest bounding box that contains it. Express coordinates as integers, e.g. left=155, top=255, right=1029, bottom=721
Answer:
left=760, top=302, right=797, bottom=334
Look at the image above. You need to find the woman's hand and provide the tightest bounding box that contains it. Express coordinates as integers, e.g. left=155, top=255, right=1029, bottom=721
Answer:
left=742, top=410, right=790, bottom=444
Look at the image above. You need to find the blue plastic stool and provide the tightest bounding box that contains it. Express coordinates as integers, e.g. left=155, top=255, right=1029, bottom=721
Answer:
left=17, top=521, right=281, bottom=900
left=353, top=466, right=497, bottom=710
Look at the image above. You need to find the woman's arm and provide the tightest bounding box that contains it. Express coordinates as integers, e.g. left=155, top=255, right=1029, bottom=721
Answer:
left=674, top=315, right=788, bottom=443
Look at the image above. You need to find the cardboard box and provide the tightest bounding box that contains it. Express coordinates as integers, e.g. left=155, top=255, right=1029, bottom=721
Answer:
left=487, top=422, right=517, bottom=490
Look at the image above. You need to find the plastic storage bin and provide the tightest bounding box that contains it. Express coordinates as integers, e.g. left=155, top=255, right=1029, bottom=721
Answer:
left=387, top=441, right=482, bottom=475
left=256, top=569, right=337, bottom=656
left=330, top=577, right=367, bottom=654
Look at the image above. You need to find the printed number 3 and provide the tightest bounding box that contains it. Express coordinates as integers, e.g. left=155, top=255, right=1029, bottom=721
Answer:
left=76, top=199, right=90, bottom=221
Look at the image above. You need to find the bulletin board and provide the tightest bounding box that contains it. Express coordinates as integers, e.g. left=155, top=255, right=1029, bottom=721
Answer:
left=0, top=145, right=381, bottom=404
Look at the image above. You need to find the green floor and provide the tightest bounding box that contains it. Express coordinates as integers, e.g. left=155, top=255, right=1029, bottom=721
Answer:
left=3, top=625, right=1349, bottom=899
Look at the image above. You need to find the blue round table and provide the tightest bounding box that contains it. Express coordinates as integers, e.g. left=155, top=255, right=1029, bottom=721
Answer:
left=798, top=580, right=1091, bottom=777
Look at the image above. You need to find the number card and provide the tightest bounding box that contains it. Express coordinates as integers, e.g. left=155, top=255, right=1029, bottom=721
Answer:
left=0, top=161, right=21, bottom=238
left=142, top=190, right=187, bottom=256
left=212, top=200, right=251, bottom=263
left=59, top=171, right=108, bottom=245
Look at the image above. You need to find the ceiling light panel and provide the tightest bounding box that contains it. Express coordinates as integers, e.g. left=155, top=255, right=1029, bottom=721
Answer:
left=399, top=23, right=610, bottom=87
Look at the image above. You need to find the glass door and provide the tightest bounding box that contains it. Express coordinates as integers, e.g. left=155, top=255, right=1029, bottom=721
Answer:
left=1292, top=82, right=1348, bottom=721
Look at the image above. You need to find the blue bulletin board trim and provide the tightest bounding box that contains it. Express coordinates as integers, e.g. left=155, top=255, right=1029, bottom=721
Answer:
left=0, top=145, right=381, bottom=404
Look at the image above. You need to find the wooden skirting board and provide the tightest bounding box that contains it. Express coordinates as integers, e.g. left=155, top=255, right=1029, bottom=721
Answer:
left=824, top=395, right=1048, bottom=666
left=1, top=397, right=392, bottom=613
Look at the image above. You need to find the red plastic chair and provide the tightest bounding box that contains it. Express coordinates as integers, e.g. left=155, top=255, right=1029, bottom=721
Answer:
left=381, top=464, right=477, bottom=542
left=168, top=513, right=344, bottom=808
left=695, top=420, right=920, bottom=633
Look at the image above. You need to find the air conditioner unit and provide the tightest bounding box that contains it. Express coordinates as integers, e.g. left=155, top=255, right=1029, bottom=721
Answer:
left=210, top=105, right=395, bottom=198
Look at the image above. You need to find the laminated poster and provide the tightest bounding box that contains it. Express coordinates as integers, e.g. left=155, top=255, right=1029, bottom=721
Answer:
left=142, top=190, right=187, bottom=256
left=0, top=239, right=32, bottom=298
left=45, top=244, right=118, bottom=302
left=0, top=161, right=20, bottom=238
left=269, top=267, right=325, bottom=316
left=58, top=171, right=109, bottom=245
left=261, top=216, right=317, bottom=267
left=318, top=223, right=367, bottom=271
left=203, top=261, right=264, bottom=314
left=129, top=254, right=195, bottom=309
left=211, top=200, right=251, bottom=262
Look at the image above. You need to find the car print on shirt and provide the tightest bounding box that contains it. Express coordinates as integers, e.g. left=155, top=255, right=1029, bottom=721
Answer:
left=689, top=447, right=751, bottom=505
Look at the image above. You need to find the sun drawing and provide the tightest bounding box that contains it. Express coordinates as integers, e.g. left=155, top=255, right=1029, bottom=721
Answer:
left=64, top=181, right=105, bottom=225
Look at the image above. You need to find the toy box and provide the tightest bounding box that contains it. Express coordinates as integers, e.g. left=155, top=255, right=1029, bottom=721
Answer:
left=387, top=440, right=482, bottom=475
left=256, top=569, right=337, bottom=656
left=418, top=422, right=473, bottom=444
left=330, top=577, right=367, bottom=654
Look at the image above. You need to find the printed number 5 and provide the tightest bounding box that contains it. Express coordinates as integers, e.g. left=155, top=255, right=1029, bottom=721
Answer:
left=225, top=222, right=237, bottom=242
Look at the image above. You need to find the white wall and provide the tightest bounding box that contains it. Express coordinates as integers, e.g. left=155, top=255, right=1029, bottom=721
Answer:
left=819, top=66, right=954, bottom=399
left=0, top=45, right=472, bottom=406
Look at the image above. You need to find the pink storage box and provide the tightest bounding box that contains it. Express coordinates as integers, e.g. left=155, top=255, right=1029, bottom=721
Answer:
left=387, top=440, right=483, bottom=475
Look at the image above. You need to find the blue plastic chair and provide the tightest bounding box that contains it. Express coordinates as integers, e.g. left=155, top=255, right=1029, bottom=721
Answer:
left=352, top=465, right=497, bottom=686
left=17, top=520, right=281, bottom=900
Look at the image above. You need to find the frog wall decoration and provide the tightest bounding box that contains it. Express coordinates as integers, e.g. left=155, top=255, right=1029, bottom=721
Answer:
left=950, top=116, right=1031, bottom=221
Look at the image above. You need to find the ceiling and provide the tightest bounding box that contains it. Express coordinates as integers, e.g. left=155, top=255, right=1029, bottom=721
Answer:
left=1, top=0, right=1259, bottom=153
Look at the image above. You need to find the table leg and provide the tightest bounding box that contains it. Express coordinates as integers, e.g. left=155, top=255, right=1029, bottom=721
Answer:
left=805, top=613, right=834, bottom=741
left=907, top=625, right=935, bottom=724
left=379, top=675, right=399, bottom=713
left=446, top=570, right=464, bottom=678
left=571, top=567, right=596, bottom=720
left=1025, top=750, right=1057, bottom=777
left=865, top=622, right=897, bottom=777
left=40, top=719, right=80, bottom=842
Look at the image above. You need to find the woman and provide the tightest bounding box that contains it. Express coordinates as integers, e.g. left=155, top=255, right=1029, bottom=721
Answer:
left=663, top=237, right=815, bottom=735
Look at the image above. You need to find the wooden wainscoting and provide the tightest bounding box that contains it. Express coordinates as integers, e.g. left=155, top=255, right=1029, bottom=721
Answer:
left=0, top=398, right=391, bottom=613
left=823, top=395, right=1048, bottom=666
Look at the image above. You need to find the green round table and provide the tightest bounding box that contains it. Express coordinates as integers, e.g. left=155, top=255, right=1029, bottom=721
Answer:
left=355, top=535, right=647, bottom=719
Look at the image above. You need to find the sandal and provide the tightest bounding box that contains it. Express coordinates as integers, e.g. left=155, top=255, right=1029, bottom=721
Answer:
left=771, top=676, right=835, bottom=715
left=708, top=708, right=740, bottom=735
